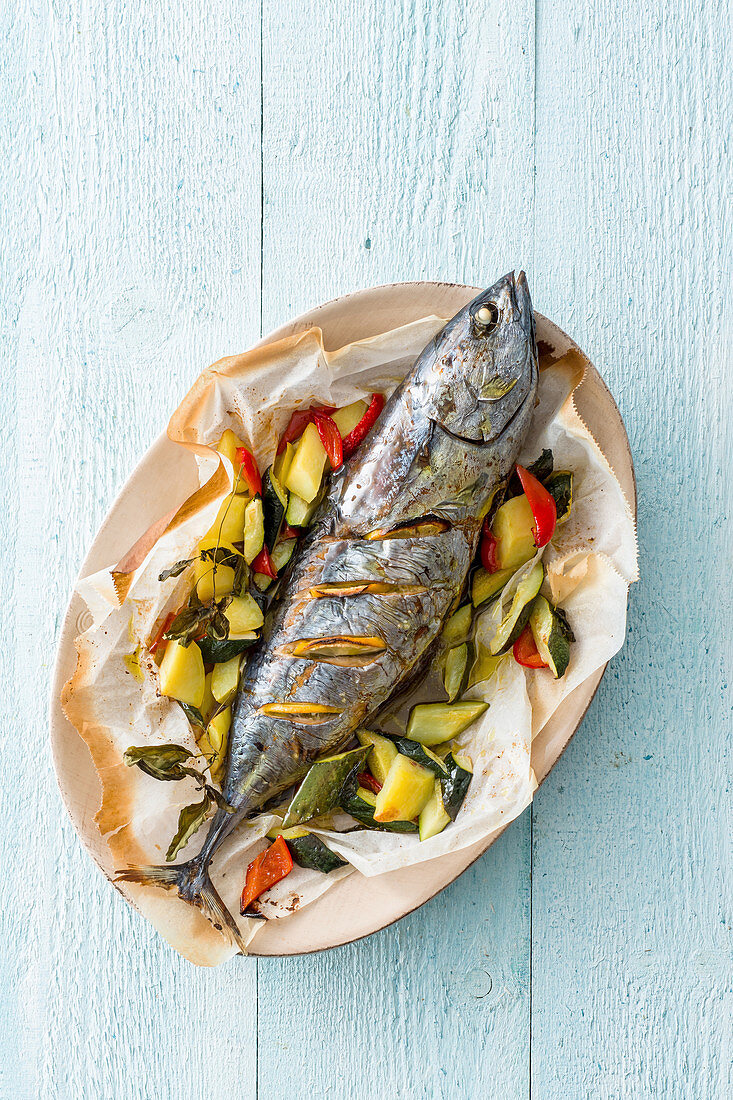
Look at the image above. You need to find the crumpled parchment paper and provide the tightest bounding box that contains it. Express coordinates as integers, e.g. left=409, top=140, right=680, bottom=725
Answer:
left=62, top=314, right=638, bottom=966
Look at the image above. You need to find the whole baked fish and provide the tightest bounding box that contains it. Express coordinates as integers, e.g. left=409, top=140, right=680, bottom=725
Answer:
left=118, top=271, right=538, bottom=947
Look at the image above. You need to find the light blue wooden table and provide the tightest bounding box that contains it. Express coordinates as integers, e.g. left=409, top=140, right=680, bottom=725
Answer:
left=2, top=1, right=729, bottom=1097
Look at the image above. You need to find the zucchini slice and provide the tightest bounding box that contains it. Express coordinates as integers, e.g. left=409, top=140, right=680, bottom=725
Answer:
left=373, top=754, right=434, bottom=823
left=271, top=538, right=297, bottom=574
left=210, top=654, right=241, bottom=704
left=286, top=833, right=348, bottom=874
left=405, top=701, right=488, bottom=746
left=243, top=496, right=266, bottom=564
left=285, top=490, right=322, bottom=528
left=545, top=471, right=573, bottom=523
left=340, top=779, right=418, bottom=833
left=273, top=442, right=296, bottom=485
left=471, top=566, right=515, bottom=607
left=529, top=595, right=574, bottom=678
left=331, top=399, right=368, bottom=438
left=285, top=422, right=328, bottom=503
left=467, top=644, right=506, bottom=688
left=225, top=594, right=265, bottom=634
left=262, top=467, right=288, bottom=550
left=491, top=494, right=536, bottom=572
left=197, top=633, right=258, bottom=664
left=488, top=561, right=544, bottom=655
left=440, top=751, right=473, bottom=820
left=356, top=728, right=398, bottom=785
left=443, top=642, right=471, bottom=703
left=442, top=603, right=473, bottom=648
left=394, top=739, right=448, bottom=777
left=418, top=779, right=451, bottom=841
left=282, top=745, right=368, bottom=828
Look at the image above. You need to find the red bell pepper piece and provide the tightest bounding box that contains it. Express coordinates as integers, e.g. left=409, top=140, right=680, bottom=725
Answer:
left=251, top=544, right=277, bottom=579
left=513, top=624, right=548, bottom=669
left=279, top=522, right=301, bottom=540
left=313, top=411, right=343, bottom=470
left=149, top=612, right=176, bottom=656
left=480, top=518, right=500, bottom=573
left=234, top=446, right=262, bottom=497
left=276, top=404, right=337, bottom=455
left=341, top=393, right=385, bottom=458
left=357, top=771, right=382, bottom=795
left=515, top=464, right=557, bottom=547
left=240, top=835, right=294, bottom=912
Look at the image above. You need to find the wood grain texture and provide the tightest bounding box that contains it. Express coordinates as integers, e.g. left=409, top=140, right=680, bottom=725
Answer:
left=531, top=1, right=731, bottom=1096
left=2, top=2, right=262, bottom=1098
left=2, top=0, right=729, bottom=1096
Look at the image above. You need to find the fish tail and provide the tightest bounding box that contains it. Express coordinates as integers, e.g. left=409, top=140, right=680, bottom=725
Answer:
left=115, top=859, right=247, bottom=953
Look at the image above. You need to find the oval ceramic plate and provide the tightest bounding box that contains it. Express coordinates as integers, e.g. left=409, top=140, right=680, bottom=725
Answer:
left=51, top=282, right=635, bottom=956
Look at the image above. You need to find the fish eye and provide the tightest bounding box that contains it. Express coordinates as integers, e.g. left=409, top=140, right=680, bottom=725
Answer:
left=473, top=302, right=499, bottom=333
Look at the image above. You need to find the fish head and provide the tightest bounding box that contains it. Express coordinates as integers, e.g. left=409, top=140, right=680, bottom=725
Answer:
left=420, top=271, right=537, bottom=444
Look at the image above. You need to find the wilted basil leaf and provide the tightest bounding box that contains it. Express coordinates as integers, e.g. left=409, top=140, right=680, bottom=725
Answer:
left=232, top=554, right=249, bottom=597
left=199, top=546, right=242, bottom=569
left=178, top=702, right=207, bottom=735
left=123, top=744, right=193, bottom=781
left=164, top=604, right=215, bottom=646
left=553, top=605, right=576, bottom=642
left=210, top=606, right=231, bottom=642
left=158, top=559, right=194, bottom=582
left=166, top=795, right=212, bottom=861
left=507, top=448, right=555, bottom=498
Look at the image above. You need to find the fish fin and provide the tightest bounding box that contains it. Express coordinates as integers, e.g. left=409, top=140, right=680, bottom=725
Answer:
left=115, top=862, right=248, bottom=954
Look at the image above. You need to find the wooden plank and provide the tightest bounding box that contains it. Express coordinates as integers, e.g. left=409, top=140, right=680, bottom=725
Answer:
left=531, top=1, right=730, bottom=1095
left=258, top=3, right=536, bottom=1097
left=1, top=2, right=261, bottom=1096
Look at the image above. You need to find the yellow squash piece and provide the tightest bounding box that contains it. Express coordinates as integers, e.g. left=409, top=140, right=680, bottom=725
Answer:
left=374, top=754, right=434, bottom=823
left=273, top=441, right=296, bottom=484
left=331, top=399, right=368, bottom=438
left=217, top=429, right=251, bottom=495
left=200, top=671, right=216, bottom=721
left=158, top=639, right=205, bottom=708
left=204, top=492, right=247, bottom=545
left=491, top=494, right=536, bottom=572
left=356, top=729, right=398, bottom=785
left=284, top=422, right=328, bottom=503
left=193, top=537, right=238, bottom=603
left=225, top=594, right=264, bottom=635
left=210, top=655, right=242, bottom=704
left=206, top=706, right=232, bottom=784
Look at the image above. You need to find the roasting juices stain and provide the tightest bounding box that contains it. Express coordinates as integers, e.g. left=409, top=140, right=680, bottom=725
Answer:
left=116, top=272, right=539, bottom=949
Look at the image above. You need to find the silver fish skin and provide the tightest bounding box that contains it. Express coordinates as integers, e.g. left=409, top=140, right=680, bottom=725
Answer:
left=117, top=271, right=538, bottom=947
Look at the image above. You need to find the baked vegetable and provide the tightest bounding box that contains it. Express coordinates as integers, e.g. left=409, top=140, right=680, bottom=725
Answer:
left=331, top=399, right=368, bottom=439
left=545, top=471, right=573, bottom=522
left=515, top=464, right=557, bottom=547
left=216, top=429, right=251, bottom=495
left=418, top=779, right=451, bottom=841
left=282, top=746, right=368, bottom=828
left=471, top=566, right=515, bottom=607
left=490, top=494, right=536, bottom=571
left=373, top=754, right=434, bottom=823
left=356, top=729, right=398, bottom=785
left=441, top=603, right=473, bottom=648
left=489, top=560, right=544, bottom=655
left=286, top=833, right=347, bottom=874
left=197, top=633, right=257, bottom=664
left=340, top=778, right=418, bottom=833
left=443, top=642, right=471, bottom=702
left=158, top=639, right=205, bottom=708
left=224, top=594, right=264, bottom=635
left=204, top=492, right=247, bottom=545
left=243, top=496, right=266, bottom=564
left=405, top=701, right=488, bottom=746
left=440, top=751, right=473, bottom=820
left=529, top=595, right=574, bottom=677
left=284, top=422, right=329, bottom=503
left=394, top=738, right=448, bottom=777
left=262, top=467, right=288, bottom=550
left=285, top=490, right=321, bottom=528
left=241, top=835, right=293, bottom=912
left=210, top=655, right=241, bottom=704
left=270, top=538, right=297, bottom=574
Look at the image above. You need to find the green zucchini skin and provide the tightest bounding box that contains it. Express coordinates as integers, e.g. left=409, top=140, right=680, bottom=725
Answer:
left=395, top=738, right=448, bottom=777
left=529, top=595, right=574, bottom=677
left=490, top=561, right=544, bottom=654
left=440, top=752, right=473, bottom=821
left=282, top=746, right=368, bottom=828
left=443, top=642, right=471, bottom=703
left=262, top=468, right=288, bottom=550
left=198, top=635, right=257, bottom=664
left=340, top=777, right=418, bottom=833
left=285, top=834, right=347, bottom=874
